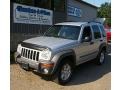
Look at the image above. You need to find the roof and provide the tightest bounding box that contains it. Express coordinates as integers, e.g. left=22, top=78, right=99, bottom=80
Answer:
left=55, top=22, right=87, bottom=26
left=55, top=21, right=103, bottom=26
left=77, top=0, right=98, bottom=9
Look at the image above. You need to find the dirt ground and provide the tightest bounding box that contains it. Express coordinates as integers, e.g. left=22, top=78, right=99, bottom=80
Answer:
left=10, top=45, right=111, bottom=90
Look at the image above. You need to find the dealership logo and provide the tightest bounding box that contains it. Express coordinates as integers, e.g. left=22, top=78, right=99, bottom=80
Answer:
left=13, top=3, right=53, bottom=25
left=16, top=6, right=50, bottom=16
left=67, top=5, right=82, bottom=17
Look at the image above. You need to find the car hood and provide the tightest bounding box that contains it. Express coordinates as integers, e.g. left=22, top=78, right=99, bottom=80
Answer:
left=23, top=36, right=77, bottom=50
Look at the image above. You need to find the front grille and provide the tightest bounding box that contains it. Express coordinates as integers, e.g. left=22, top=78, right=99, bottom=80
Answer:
left=21, top=47, right=40, bottom=61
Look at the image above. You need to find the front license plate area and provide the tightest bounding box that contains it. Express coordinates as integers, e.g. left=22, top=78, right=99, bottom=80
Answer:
left=21, top=62, right=29, bottom=70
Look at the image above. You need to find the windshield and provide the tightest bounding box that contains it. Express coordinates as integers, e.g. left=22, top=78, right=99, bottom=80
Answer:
left=44, top=25, right=81, bottom=40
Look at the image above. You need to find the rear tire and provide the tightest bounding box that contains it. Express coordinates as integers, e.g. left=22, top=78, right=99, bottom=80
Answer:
left=96, top=50, right=106, bottom=65
left=53, top=60, right=73, bottom=85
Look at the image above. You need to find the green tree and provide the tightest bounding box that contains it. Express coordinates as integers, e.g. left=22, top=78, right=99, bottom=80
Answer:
left=97, top=2, right=111, bottom=27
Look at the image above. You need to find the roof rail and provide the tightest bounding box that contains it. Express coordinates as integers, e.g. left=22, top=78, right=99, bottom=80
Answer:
left=88, top=21, right=102, bottom=24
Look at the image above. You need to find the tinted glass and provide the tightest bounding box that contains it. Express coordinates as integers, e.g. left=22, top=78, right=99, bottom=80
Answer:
left=82, top=26, right=92, bottom=39
left=44, top=25, right=81, bottom=40
left=92, top=25, right=101, bottom=39
left=100, top=25, right=106, bottom=37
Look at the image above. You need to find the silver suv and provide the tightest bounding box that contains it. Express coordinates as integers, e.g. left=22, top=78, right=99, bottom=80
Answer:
left=15, top=22, right=107, bottom=85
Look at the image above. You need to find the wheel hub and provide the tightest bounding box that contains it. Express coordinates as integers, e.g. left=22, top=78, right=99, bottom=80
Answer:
left=100, top=52, right=105, bottom=63
left=61, top=64, right=71, bottom=81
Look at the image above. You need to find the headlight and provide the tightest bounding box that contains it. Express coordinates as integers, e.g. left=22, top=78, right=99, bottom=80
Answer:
left=39, top=48, right=51, bottom=61
left=17, top=44, right=22, bottom=54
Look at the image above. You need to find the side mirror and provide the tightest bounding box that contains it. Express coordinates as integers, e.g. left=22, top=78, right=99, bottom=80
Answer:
left=82, top=36, right=91, bottom=42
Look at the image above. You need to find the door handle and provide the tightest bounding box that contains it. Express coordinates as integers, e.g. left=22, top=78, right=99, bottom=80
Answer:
left=100, top=39, right=103, bottom=42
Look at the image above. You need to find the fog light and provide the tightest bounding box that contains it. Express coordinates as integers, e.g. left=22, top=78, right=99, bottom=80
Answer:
left=44, top=69, right=49, bottom=74
left=40, top=62, right=54, bottom=74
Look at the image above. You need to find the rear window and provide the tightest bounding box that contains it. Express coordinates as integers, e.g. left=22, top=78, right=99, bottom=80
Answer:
left=92, top=25, right=101, bottom=39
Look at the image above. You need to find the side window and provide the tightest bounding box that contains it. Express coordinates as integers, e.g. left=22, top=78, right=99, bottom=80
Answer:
left=92, top=25, right=101, bottom=39
left=100, top=25, right=106, bottom=37
left=82, top=26, right=92, bottom=40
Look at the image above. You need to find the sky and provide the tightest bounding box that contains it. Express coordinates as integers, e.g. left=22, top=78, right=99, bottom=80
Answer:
left=83, top=0, right=111, bottom=7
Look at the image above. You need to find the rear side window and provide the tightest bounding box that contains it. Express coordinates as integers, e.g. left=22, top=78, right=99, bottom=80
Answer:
left=100, top=25, right=106, bottom=37
left=92, top=25, right=101, bottom=39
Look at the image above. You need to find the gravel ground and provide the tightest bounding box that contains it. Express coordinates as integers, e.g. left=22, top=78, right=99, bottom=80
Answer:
left=10, top=45, right=111, bottom=90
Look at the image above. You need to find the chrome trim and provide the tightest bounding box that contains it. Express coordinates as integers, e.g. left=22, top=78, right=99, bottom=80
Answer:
left=20, top=47, right=40, bottom=62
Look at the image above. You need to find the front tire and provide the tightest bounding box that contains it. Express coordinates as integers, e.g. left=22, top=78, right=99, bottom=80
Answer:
left=53, top=60, right=73, bottom=85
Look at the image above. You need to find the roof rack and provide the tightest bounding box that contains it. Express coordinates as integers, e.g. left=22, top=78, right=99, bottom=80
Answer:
left=88, top=21, right=102, bottom=24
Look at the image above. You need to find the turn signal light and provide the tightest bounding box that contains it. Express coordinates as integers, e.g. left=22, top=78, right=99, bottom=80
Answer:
left=40, top=63, right=54, bottom=68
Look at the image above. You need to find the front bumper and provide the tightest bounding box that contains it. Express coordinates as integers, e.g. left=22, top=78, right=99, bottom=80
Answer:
left=14, top=52, right=54, bottom=75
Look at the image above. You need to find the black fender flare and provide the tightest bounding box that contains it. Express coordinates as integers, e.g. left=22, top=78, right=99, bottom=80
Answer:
left=99, top=42, right=107, bottom=53
left=52, top=50, right=76, bottom=74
